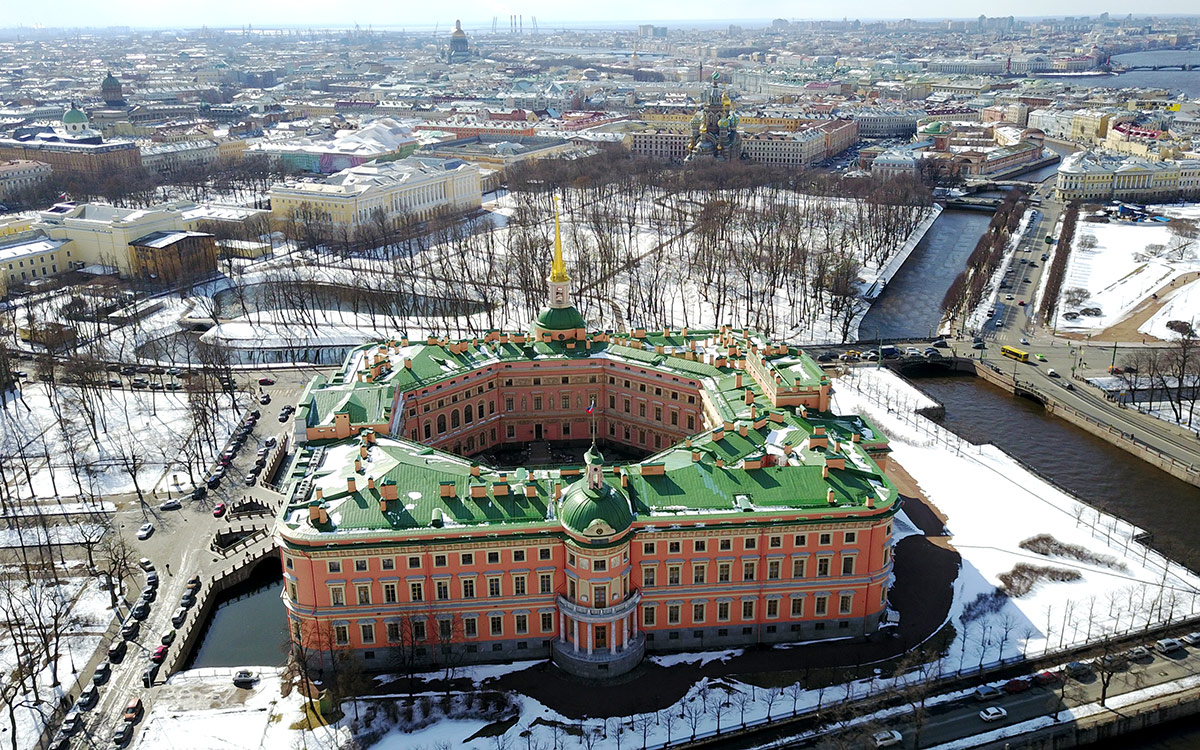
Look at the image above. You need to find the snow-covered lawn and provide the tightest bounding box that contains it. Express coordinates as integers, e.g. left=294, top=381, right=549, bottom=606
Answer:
left=0, top=574, right=114, bottom=749
left=0, top=383, right=246, bottom=499
left=1056, top=205, right=1200, bottom=334
left=1138, top=275, right=1200, bottom=341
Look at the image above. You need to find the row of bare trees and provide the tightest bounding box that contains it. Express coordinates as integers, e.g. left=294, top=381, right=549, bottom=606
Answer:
left=1039, top=203, right=1079, bottom=326
left=1116, top=333, right=1200, bottom=427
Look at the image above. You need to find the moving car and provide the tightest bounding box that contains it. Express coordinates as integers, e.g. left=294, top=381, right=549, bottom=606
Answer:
left=213, top=502, right=227, bottom=517
left=136, top=523, right=154, bottom=540
left=869, top=729, right=903, bottom=748
left=979, top=706, right=1008, bottom=722
left=1047, top=369, right=1059, bottom=378
left=259, top=393, right=271, bottom=405
left=159, top=498, right=181, bottom=511
left=258, top=377, right=275, bottom=386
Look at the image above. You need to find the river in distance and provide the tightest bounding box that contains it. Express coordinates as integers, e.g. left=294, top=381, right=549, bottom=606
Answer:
left=1049, top=50, right=1200, bottom=98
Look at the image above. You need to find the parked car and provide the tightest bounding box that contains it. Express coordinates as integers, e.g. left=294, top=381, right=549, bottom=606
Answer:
left=259, top=393, right=271, bottom=405
left=1127, top=645, right=1153, bottom=661
left=206, top=475, right=222, bottom=490
left=1002, top=678, right=1031, bottom=694
left=92, top=662, right=111, bottom=685
left=159, top=498, right=181, bottom=511
left=112, top=722, right=133, bottom=747
left=1182, top=632, right=1200, bottom=646
left=264, top=436, right=277, bottom=448
left=816, top=352, right=836, bottom=362
left=136, top=522, right=154, bottom=540
left=191, top=486, right=207, bottom=501
left=186, top=575, right=202, bottom=590
left=1154, top=638, right=1183, bottom=655
left=120, top=621, right=140, bottom=640
left=869, top=729, right=903, bottom=748
left=233, top=670, right=258, bottom=688
left=213, top=502, right=227, bottom=517
left=1096, top=653, right=1128, bottom=671
left=107, top=640, right=127, bottom=662
left=131, top=602, right=150, bottom=621
left=171, top=608, right=188, bottom=627
left=973, top=685, right=1002, bottom=701
left=143, top=664, right=159, bottom=688
left=258, top=377, right=276, bottom=386
left=161, top=630, right=176, bottom=645
left=76, top=686, right=99, bottom=710
left=979, top=706, right=1008, bottom=722
left=181, top=591, right=197, bottom=608
left=47, top=736, right=69, bottom=750
left=123, top=697, right=143, bottom=722
left=151, top=645, right=169, bottom=664
left=138, top=558, right=154, bottom=571
left=146, top=571, right=159, bottom=587
left=61, top=713, right=83, bottom=735
left=139, top=586, right=156, bottom=603
left=245, top=474, right=257, bottom=486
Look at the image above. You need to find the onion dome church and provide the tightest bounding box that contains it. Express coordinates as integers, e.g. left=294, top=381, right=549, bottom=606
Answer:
left=687, top=72, right=742, bottom=161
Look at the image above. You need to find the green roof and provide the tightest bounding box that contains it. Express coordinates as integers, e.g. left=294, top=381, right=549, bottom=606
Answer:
left=560, top=481, right=634, bottom=537
left=534, top=305, right=586, bottom=331
left=62, top=107, right=88, bottom=124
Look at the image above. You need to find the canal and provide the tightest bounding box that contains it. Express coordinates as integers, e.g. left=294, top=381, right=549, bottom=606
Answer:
left=858, top=209, right=993, bottom=340
left=185, top=560, right=289, bottom=670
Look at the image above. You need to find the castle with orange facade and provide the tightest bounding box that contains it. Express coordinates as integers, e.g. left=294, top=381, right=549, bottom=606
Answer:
left=276, top=213, right=901, bottom=678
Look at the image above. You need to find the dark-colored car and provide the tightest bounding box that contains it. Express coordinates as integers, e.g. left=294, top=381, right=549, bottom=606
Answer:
left=112, top=722, right=133, bottom=747
left=143, top=664, right=159, bottom=688
left=131, top=602, right=150, bottom=621
left=76, top=686, right=99, bottom=710
left=181, top=591, right=197, bottom=608
left=61, top=713, right=83, bottom=735
left=107, top=640, right=127, bottom=662
left=258, top=377, right=275, bottom=386
left=150, top=645, right=169, bottom=664
left=191, top=485, right=207, bottom=501
left=92, top=662, right=111, bottom=685
left=1032, top=670, right=1062, bottom=686
left=120, top=621, right=140, bottom=641
left=186, top=575, right=202, bottom=590
left=1002, top=678, right=1031, bottom=694
left=171, top=608, right=188, bottom=627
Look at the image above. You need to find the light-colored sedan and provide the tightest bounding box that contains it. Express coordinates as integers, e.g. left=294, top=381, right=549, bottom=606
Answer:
left=136, top=522, right=154, bottom=540
left=979, top=706, right=1008, bottom=722
left=870, top=729, right=903, bottom=747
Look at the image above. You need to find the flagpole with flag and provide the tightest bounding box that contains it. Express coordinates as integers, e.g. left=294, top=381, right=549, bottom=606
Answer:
left=587, top=398, right=596, bottom=443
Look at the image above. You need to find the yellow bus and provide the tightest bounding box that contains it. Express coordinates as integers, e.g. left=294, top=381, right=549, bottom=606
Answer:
left=1000, top=345, right=1029, bottom=362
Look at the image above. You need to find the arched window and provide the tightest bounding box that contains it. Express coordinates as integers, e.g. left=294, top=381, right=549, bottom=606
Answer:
left=464, top=404, right=473, bottom=423
left=451, top=410, right=460, bottom=429
left=437, top=415, right=447, bottom=434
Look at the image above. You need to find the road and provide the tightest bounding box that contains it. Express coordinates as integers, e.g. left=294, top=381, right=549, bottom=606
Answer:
left=45, top=368, right=309, bottom=750
left=797, top=638, right=1200, bottom=748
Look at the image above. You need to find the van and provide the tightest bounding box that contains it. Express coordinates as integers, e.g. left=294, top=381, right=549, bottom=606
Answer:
left=123, top=697, right=143, bottom=722
left=879, top=345, right=899, bottom=359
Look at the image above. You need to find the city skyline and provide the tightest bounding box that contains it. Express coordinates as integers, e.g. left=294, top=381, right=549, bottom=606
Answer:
left=6, top=2, right=1200, bottom=30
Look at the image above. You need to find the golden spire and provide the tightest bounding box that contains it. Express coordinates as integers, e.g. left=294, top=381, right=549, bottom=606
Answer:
left=550, top=196, right=569, bottom=283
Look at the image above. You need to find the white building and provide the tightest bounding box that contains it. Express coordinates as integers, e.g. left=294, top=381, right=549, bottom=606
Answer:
left=741, top=129, right=826, bottom=168
left=140, top=140, right=220, bottom=177
left=1056, top=150, right=1200, bottom=202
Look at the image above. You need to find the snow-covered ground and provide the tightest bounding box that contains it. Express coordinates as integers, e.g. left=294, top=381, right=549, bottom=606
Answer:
left=1138, top=275, right=1200, bottom=341
left=834, top=368, right=1200, bottom=667
left=0, top=383, right=246, bottom=499
left=1056, top=205, right=1200, bottom=335
left=0, top=573, right=113, bottom=749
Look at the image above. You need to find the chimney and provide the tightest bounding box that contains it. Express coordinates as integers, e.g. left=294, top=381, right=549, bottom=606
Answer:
left=470, top=464, right=481, bottom=477
left=315, top=488, right=323, bottom=500
left=735, top=372, right=743, bottom=388
left=470, top=484, right=487, bottom=499
left=737, top=424, right=748, bottom=438
left=525, top=482, right=538, bottom=498
left=744, top=389, right=754, bottom=405
left=359, top=444, right=368, bottom=459
left=827, top=488, right=836, bottom=505
left=308, top=504, right=320, bottom=521
left=347, top=477, right=357, bottom=493
left=493, top=482, right=509, bottom=496
left=354, top=458, right=362, bottom=473
left=715, top=457, right=724, bottom=468
left=621, top=471, right=629, bottom=488
left=379, top=497, right=388, bottom=513
left=866, top=494, right=875, bottom=509
left=691, top=450, right=701, bottom=462
left=712, top=425, right=725, bottom=441
left=381, top=482, right=398, bottom=500
left=822, top=464, right=829, bottom=479
left=440, top=481, right=456, bottom=498
left=852, top=432, right=861, bottom=443
left=318, top=507, right=328, bottom=524
left=404, top=358, right=412, bottom=370
left=749, top=404, right=757, bottom=420
left=367, top=476, right=376, bottom=490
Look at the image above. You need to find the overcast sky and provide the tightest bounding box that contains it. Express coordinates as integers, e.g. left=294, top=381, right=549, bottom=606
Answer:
left=7, top=2, right=1197, bottom=30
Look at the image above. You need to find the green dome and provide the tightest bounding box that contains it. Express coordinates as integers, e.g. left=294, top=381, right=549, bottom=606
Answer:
left=560, top=481, right=634, bottom=539
left=535, top=305, right=586, bottom=332
left=62, top=106, right=88, bottom=124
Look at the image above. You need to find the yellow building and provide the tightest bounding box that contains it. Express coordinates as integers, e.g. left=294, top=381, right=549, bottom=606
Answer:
left=34, top=200, right=267, bottom=277
left=0, top=234, right=74, bottom=297
left=269, top=157, right=481, bottom=231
